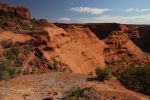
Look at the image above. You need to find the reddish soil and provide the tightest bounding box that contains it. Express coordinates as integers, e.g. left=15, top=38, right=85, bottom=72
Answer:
left=0, top=72, right=149, bottom=100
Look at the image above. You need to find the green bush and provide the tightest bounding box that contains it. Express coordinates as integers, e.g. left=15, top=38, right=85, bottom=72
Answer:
left=0, top=60, right=21, bottom=80
left=120, top=67, right=150, bottom=95
left=0, top=39, right=13, bottom=48
left=95, top=67, right=112, bottom=81
left=0, top=60, right=11, bottom=70
left=4, top=47, right=19, bottom=60
left=65, top=86, right=92, bottom=100
left=9, top=67, right=21, bottom=78
left=1, top=71, right=10, bottom=80
left=0, top=60, right=12, bottom=80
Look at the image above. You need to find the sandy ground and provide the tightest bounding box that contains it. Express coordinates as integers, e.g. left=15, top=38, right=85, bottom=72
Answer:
left=0, top=72, right=149, bottom=100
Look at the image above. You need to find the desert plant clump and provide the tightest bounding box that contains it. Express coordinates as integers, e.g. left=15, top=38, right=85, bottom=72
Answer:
left=0, top=60, right=11, bottom=80
left=0, top=60, right=21, bottom=80
left=119, top=66, right=150, bottom=95
left=9, top=67, right=21, bottom=78
left=4, top=47, right=19, bottom=60
left=15, top=58, right=23, bottom=67
left=64, top=86, right=93, bottom=100
left=95, top=67, right=112, bottom=81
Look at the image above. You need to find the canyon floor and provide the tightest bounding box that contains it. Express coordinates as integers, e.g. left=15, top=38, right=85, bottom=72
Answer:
left=0, top=72, right=149, bottom=100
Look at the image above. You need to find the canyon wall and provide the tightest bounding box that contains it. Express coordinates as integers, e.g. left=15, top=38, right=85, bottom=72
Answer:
left=43, top=25, right=107, bottom=74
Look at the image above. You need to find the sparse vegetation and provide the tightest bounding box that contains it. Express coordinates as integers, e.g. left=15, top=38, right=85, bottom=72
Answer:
left=4, top=47, right=19, bottom=60
left=9, top=67, right=21, bottom=78
left=95, top=67, right=112, bottom=81
left=0, top=60, right=21, bottom=80
left=15, top=58, right=23, bottom=67
left=65, top=86, right=92, bottom=100
left=120, top=66, right=150, bottom=95
left=0, top=60, right=11, bottom=76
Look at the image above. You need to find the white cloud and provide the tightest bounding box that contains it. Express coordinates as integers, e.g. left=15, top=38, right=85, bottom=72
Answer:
left=77, top=14, right=150, bottom=24
left=59, top=17, right=71, bottom=21
left=124, top=8, right=150, bottom=12
left=140, top=9, right=150, bottom=12
left=70, top=7, right=111, bottom=14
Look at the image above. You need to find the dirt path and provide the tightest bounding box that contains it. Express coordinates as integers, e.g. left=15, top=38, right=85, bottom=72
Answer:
left=0, top=72, right=149, bottom=100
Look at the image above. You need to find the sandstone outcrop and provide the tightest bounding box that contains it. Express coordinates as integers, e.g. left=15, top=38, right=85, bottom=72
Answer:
left=0, top=3, right=31, bottom=19
left=43, top=25, right=107, bottom=74
left=103, top=31, right=149, bottom=74
left=56, top=24, right=150, bottom=75
left=83, top=23, right=150, bottom=53
left=104, top=31, right=144, bottom=57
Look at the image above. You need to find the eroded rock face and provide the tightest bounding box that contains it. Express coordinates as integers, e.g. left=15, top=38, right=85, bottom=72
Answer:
left=0, top=3, right=31, bottom=19
left=55, top=23, right=150, bottom=74
left=104, top=31, right=144, bottom=60
left=103, top=31, right=149, bottom=74
left=43, top=25, right=107, bottom=74
left=83, top=23, right=150, bottom=53
left=104, top=31, right=143, bottom=56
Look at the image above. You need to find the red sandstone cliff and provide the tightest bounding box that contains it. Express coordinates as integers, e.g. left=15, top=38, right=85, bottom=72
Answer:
left=0, top=3, right=31, bottom=19
left=42, top=25, right=107, bottom=74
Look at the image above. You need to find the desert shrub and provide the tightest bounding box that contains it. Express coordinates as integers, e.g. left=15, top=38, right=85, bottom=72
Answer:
left=120, top=67, right=150, bottom=95
left=0, top=39, right=13, bottom=48
left=1, top=71, right=10, bottom=80
left=0, top=60, right=21, bottom=80
left=0, top=60, right=11, bottom=71
left=4, top=47, right=19, bottom=60
left=0, top=60, right=11, bottom=80
left=9, top=67, right=21, bottom=78
left=65, top=86, right=92, bottom=100
left=15, top=58, right=23, bottom=67
left=95, top=67, right=112, bottom=81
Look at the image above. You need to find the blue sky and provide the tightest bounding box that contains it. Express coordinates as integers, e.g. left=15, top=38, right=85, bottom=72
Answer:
left=1, top=0, right=150, bottom=24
